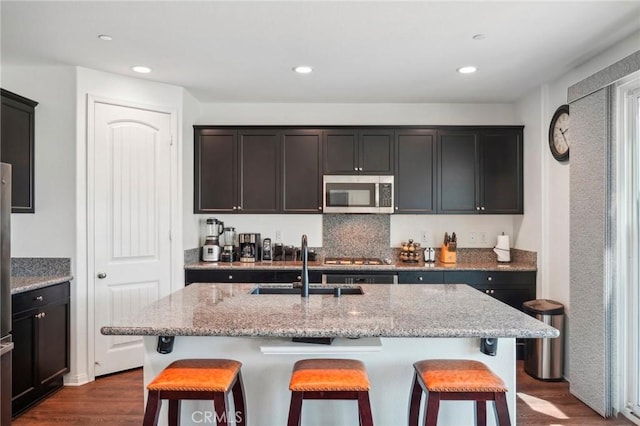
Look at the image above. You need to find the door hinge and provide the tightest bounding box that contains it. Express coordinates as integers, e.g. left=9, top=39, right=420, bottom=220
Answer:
left=169, top=136, right=174, bottom=146
left=169, top=230, right=172, bottom=241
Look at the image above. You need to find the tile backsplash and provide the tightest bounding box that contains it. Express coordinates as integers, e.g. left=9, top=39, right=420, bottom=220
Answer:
left=323, top=214, right=391, bottom=259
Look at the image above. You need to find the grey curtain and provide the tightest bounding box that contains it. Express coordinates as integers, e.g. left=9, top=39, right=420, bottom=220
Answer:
left=568, top=50, right=639, bottom=417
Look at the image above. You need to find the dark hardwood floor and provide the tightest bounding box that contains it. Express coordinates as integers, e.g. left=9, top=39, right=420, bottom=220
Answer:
left=11, top=361, right=636, bottom=425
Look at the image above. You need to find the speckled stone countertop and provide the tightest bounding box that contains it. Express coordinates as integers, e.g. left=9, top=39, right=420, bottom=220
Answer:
left=11, top=275, right=73, bottom=295
left=101, top=283, right=557, bottom=338
left=185, top=260, right=536, bottom=272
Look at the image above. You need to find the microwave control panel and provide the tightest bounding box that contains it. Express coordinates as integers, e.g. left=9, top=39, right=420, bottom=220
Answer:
left=380, top=183, right=393, bottom=207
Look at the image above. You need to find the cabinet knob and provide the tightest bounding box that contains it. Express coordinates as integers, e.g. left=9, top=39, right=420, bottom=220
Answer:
left=318, top=206, right=322, bottom=210
left=97, top=272, right=107, bottom=279
left=487, top=276, right=492, bottom=281
left=354, top=167, right=358, bottom=171
left=395, top=206, right=399, bottom=210
left=228, top=275, right=233, bottom=280
left=485, top=290, right=490, bottom=294
left=476, top=206, right=480, bottom=211
left=35, top=312, right=46, bottom=319
left=418, top=276, right=423, bottom=281
left=35, top=295, right=44, bottom=302
left=490, top=289, right=495, bottom=294
left=232, top=206, right=237, bottom=210
left=481, top=206, right=485, bottom=211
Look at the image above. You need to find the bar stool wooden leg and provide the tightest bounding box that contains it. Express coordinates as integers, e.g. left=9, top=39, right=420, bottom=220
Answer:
left=475, top=400, right=487, bottom=426
left=143, top=390, right=162, bottom=426
left=357, top=391, right=374, bottom=426
left=287, top=391, right=304, bottom=426
left=213, top=392, right=228, bottom=426
left=168, top=399, right=180, bottom=426
left=493, top=393, right=511, bottom=426
left=408, top=372, right=423, bottom=425
left=231, top=372, right=247, bottom=426
left=424, top=391, right=440, bottom=426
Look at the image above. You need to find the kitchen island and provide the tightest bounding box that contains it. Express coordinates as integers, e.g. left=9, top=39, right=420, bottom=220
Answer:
left=101, top=283, right=558, bottom=426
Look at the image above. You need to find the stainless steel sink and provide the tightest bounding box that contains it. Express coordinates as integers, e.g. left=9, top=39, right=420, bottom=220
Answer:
left=250, top=286, right=363, bottom=295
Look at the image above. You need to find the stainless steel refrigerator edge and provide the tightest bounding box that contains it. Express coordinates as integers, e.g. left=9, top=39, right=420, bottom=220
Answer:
left=1, top=163, right=13, bottom=425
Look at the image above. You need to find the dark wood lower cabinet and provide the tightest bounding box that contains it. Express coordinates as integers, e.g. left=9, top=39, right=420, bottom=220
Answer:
left=12, top=282, right=70, bottom=417
left=185, top=269, right=322, bottom=285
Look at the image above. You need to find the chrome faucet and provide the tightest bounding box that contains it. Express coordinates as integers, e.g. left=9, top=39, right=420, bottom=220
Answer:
left=300, top=234, right=309, bottom=297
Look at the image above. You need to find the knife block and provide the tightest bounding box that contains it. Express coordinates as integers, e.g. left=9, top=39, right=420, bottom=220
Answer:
left=439, top=244, right=457, bottom=263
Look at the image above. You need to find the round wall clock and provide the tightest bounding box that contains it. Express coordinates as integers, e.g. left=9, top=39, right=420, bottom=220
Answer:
left=549, top=104, right=570, bottom=161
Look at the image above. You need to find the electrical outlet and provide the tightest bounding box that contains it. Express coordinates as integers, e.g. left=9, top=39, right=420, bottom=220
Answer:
left=479, top=232, right=487, bottom=244
left=421, top=230, right=430, bottom=244
left=469, top=232, right=477, bottom=244
left=275, top=230, right=282, bottom=242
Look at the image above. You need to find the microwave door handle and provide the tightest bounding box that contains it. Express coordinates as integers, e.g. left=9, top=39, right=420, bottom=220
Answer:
left=374, top=183, right=380, bottom=207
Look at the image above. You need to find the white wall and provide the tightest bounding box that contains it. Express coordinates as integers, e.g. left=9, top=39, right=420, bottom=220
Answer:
left=2, top=66, right=77, bottom=258
left=182, top=90, right=201, bottom=249
left=186, top=102, right=522, bottom=251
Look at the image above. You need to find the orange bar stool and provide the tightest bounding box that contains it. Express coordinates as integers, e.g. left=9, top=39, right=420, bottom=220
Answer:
left=408, top=359, right=510, bottom=426
left=287, top=358, right=374, bottom=426
left=143, top=359, right=246, bottom=426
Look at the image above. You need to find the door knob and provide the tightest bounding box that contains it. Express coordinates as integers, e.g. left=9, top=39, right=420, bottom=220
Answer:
left=97, top=272, right=107, bottom=279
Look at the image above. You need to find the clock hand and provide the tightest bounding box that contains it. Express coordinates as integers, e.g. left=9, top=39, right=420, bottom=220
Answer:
left=560, top=127, right=569, bottom=135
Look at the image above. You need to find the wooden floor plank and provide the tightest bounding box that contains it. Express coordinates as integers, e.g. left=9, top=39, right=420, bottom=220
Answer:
left=11, top=362, right=636, bottom=425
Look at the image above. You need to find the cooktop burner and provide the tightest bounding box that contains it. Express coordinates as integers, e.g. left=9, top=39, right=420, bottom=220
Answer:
left=324, top=257, right=384, bottom=266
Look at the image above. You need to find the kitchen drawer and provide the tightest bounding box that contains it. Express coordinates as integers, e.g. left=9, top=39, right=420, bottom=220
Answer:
left=185, top=269, right=322, bottom=284
left=397, top=271, right=444, bottom=284
left=443, top=271, right=535, bottom=286
left=12, top=282, right=70, bottom=315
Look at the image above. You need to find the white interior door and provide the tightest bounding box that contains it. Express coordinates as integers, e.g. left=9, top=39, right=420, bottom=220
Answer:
left=93, top=101, right=172, bottom=376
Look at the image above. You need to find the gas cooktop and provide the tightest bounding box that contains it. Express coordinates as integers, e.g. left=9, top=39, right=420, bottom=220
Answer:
left=323, top=257, right=384, bottom=266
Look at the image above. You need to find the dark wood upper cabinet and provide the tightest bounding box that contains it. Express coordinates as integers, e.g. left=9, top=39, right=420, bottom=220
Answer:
left=194, top=128, right=237, bottom=213
left=480, top=129, right=523, bottom=214
left=323, top=129, right=394, bottom=175
left=438, top=130, right=479, bottom=213
left=438, top=128, right=523, bottom=214
left=281, top=129, right=322, bottom=213
left=395, top=129, right=437, bottom=213
left=194, top=126, right=522, bottom=215
left=238, top=129, right=281, bottom=213
left=1, top=89, right=38, bottom=213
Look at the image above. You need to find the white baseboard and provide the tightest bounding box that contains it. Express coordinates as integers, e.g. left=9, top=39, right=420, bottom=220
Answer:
left=63, top=373, right=91, bottom=386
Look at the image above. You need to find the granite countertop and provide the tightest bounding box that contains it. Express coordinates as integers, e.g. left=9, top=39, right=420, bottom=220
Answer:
left=185, top=260, right=536, bottom=272
left=11, top=275, right=73, bottom=295
left=100, top=283, right=557, bottom=339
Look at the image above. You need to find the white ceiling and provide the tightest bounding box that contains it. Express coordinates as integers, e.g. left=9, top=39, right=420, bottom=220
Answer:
left=2, top=1, right=639, bottom=103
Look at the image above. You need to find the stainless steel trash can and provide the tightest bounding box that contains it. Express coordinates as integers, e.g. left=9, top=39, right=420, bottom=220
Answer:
left=522, top=299, right=564, bottom=381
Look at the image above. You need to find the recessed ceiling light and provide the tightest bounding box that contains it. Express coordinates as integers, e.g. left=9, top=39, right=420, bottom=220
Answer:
left=293, top=66, right=313, bottom=74
left=457, top=66, right=477, bottom=74
left=132, top=66, right=152, bottom=74
left=472, top=34, right=486, bottom=41
left=97, top=34, right=113, bottom=41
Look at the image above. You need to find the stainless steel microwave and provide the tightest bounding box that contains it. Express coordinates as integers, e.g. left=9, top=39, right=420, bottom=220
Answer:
left=323, top=175, right=394, bottom=214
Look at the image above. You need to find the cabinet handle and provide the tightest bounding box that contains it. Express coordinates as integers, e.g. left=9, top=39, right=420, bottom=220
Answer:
left=35, top=312, right=46, bottom=319
left=35, top=295, right=44, bottom=302
left=97, top=272, right=107, bottom=279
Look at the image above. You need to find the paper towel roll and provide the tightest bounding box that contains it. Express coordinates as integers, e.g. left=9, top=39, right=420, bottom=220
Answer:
left=493, top=234, right=511, bottom=262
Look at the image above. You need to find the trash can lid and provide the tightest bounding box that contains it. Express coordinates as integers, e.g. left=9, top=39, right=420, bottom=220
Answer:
left=522, top=299, right=564, bottom=315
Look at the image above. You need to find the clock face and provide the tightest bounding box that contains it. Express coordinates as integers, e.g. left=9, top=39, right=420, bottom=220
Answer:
left=549, top=105, right=570, bottom=161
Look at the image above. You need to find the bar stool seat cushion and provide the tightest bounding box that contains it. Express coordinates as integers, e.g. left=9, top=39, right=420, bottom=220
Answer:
left=414, top=359, right=507, bottom=393
left=289, top=358, right=370, bottom=392
left=147, top=359, right=242, bottom=392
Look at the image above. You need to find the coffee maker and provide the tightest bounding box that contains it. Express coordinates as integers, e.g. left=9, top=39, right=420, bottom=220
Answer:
left=239, top=233, right=261, bottom=263
left=220, top=227, right=236, bottom=262
left=202, top=218, right=223, bottom=262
